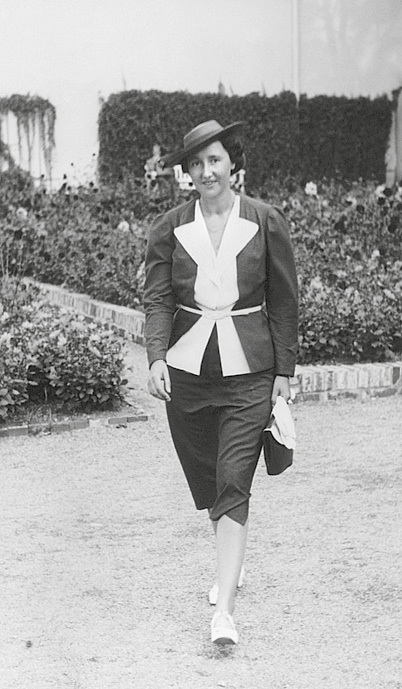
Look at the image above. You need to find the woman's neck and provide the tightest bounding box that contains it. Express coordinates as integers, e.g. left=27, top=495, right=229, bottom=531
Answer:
left=200, top=189, right=236, bottom=217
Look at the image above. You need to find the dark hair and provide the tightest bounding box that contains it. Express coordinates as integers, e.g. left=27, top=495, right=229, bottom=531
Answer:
left=182, top=133, right=244, bottom=174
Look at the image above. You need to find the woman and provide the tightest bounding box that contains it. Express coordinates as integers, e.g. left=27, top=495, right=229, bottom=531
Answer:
left=144, top=119, right=298, bottom=645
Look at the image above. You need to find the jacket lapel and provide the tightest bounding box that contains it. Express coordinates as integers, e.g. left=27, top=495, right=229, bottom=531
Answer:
left=216, top=196, right=259, bottom=274
left=174, top=202, right=219, bottom=286
left=174, top=196, right=259, bottom=287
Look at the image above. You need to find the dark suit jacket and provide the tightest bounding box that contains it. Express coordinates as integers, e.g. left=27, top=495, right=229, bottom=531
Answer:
left=144, top=194, right=298, bottom=376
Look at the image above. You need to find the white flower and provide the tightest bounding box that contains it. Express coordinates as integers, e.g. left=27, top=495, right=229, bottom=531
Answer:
left=0, top=332, right=12, bottom=346
left=371, top=249, right=380, bottom=260
left=309, top=276, right=323, bottom=290
left=35, top=222, right=48, bottom=237
left=57, top=335, right=67, bottom=347
left=304, top=182, right=318, bottom=197
left=16, top=207, right=28, bottom=220
left=0, top=312, right=10, bottom=323
left=118, top=220, right=130, bottom=232
left=88, top=344, right=101, bottom=357
left=345, top=196, right=357, bottom=207
left=375, top=184, right=386, bottom=198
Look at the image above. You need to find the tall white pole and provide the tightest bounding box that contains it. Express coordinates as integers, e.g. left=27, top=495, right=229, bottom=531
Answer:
left=292, top=0, right=300, bottom=101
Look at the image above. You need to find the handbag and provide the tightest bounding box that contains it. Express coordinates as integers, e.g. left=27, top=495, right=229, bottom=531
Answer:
left=263, top=397, right=295, bottom=475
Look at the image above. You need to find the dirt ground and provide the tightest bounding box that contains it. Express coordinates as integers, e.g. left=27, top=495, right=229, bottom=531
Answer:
left=0, top=342, right=401, bottom=689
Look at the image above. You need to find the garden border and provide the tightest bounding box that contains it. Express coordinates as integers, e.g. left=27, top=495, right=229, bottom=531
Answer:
left=3, top=282, right=401, bottom=439
left=34, top=281, right=402, bottom=404
left=0, top=411, right=148, bottom=440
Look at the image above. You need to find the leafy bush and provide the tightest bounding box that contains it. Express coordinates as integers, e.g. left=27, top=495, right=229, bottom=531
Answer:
left=1, top=169, right=402, bottom=367
left=263, top=180, right=402, bottom=364
left=0, top=279, right=127, bottom=423
left=0, top=170, right=157, bottom=309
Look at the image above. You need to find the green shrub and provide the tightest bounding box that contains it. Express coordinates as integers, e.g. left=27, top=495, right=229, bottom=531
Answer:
left=1, top=169, right=402, bottom=367
left=263, top=180, right=402, bottom=364
left=0, top=279, right=127, bottom=423
left=0, top=171, right=155, bottom=309
left=98, top=89, right=392, bottom=187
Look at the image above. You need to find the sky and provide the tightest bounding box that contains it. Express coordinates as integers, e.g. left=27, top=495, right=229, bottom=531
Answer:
left=1, top=0, right=401, bottom=184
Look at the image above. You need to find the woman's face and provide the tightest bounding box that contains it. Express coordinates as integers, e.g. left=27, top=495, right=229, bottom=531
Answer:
left=187, top=141, right=234, bottom=200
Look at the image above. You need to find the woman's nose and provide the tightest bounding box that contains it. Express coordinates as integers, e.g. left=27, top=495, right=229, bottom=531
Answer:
left=202, top=162, right=212, bottom=177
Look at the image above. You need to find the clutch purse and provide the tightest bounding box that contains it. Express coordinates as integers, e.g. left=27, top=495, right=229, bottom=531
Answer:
left=263, top=397, right=295, bottom=476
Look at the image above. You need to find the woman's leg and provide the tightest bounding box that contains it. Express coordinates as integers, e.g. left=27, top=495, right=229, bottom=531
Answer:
left=215, top=514, right=248, bottom=614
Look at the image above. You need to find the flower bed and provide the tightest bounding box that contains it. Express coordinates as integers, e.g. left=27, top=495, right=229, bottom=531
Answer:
left=263, top=180, right=402, bottom=364
left=0, top=279, right=127, bottom=424
left=1, top=169, right=402, bottom=366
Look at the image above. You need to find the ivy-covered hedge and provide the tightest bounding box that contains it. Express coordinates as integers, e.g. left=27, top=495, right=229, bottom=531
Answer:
left=298, top=95, right=392, bottom=181
left=98, top=89, right=392, bottom=188
left=0, top=94, right=56, bottom=174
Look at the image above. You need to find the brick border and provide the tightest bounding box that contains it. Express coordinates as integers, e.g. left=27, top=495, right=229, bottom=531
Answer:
left=292, top=361, right=402, bottom=403
left=34, top=281, right=402, bottom=404
left=0, top=410, right=148, bottom=439
left=34, top=281, right=145, bottom=344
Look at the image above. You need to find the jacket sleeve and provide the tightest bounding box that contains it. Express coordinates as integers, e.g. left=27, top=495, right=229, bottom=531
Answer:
left=143, top=213, right=177, bottom=367
left=265, top=206, right=299, bottom=377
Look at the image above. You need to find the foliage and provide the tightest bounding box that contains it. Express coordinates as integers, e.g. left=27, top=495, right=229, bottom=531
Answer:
left=98, top=89, right=392, bottom=188
left=263, top=180, right=402, bottom=364
left=0, top=169, right=158, bottom=309
left=0, top=279, right=126, bottom=423
left=1, top=168, right=402, bottom=367
left=98, top=90, right=299, bottom=189
left=0, top=94, right=56, bottom=176
left=297, top=94, right=392, bottom=181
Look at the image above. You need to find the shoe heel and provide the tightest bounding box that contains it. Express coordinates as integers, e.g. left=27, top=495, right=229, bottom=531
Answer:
left=210, top=611, right=238, bottom=645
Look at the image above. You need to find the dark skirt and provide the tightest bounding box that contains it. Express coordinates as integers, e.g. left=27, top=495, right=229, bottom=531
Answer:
left=165, top=365, right=275, bottom=525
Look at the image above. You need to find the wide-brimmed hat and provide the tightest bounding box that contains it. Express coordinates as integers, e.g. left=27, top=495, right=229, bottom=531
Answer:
left=163, top=119, right=245, bottom=173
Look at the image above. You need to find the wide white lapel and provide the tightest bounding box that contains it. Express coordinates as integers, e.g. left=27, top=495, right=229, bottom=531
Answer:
left=216, top=195, right=259, bottom=275
left=174, top=201, right=219, bottom=286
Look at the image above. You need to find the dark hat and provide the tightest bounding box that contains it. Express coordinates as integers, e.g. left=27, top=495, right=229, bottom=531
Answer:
left=163, top=119, right=244, bottom=173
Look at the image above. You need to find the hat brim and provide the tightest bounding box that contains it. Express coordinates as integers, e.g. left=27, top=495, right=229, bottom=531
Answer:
left=163, top=121, right=244, bottom=170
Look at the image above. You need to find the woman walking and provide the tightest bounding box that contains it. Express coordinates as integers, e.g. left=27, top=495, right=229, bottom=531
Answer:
left=144, top=119, right=298, bottom=645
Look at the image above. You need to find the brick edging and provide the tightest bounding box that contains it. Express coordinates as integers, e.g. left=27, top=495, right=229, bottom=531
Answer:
left=33, top=280, right=145, bottom=344
left=292, top=361, right=402, bottom=403
left=0, top=410, right=148, bottom=439
left=35, top=281, right=402, bottom=403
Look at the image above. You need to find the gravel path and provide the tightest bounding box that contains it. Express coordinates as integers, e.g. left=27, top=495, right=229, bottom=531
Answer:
left=1, top=342, right=401, bottom=689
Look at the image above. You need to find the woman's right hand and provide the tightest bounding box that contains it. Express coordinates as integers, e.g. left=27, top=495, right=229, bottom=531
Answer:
left=148, top=360, right=171, bottom=401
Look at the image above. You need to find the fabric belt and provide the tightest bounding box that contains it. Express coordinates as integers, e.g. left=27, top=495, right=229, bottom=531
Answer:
left=178, top=304, right=262, bottom=321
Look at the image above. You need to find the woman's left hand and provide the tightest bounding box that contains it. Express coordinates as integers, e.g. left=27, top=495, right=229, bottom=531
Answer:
left=271, top=375, right=291, bottom=405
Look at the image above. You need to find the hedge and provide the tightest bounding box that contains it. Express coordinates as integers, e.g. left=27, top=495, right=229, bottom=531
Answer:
left=98, top=89, right=392, bottom=189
